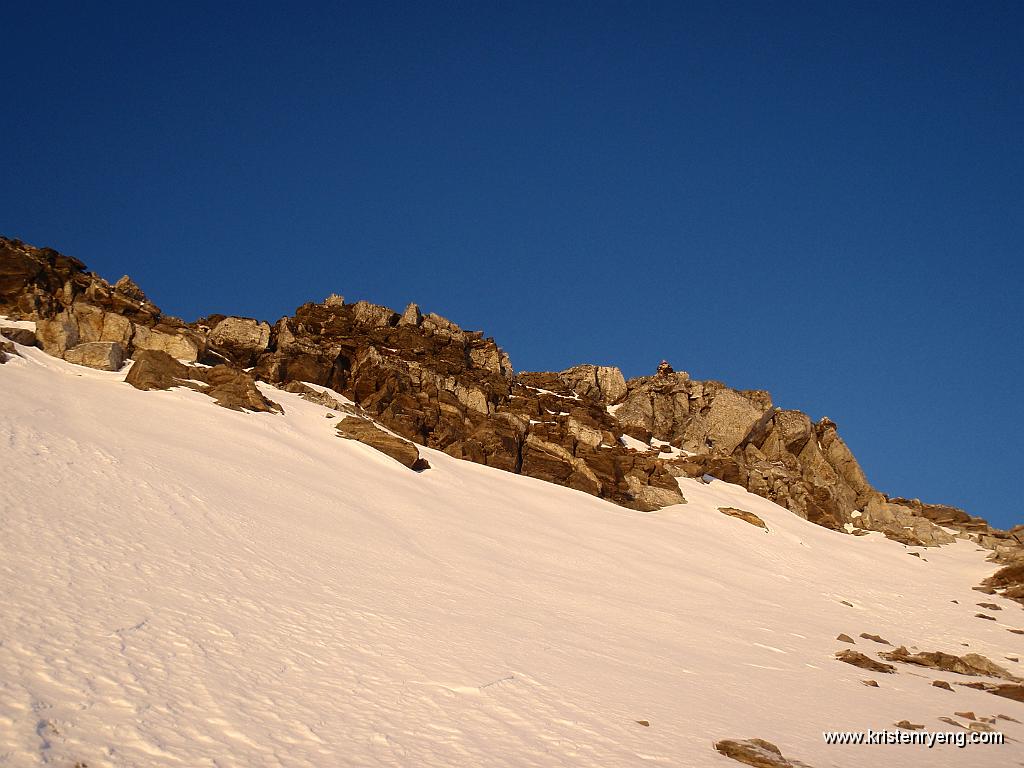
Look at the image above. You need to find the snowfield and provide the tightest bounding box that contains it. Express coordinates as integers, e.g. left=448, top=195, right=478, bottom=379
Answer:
left=1, top=340, right=1021, bottom=767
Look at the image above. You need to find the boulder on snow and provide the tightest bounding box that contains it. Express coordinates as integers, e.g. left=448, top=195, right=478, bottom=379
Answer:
left=337, top=416, right=427, bottom=470
left=0, top=339, right=16, bottom=363
left=713, top=738, right=813, bottom=768
left=859, top=633, right=891, bottom=645
left=835, top=650, right=896, bottom=674
left=719, top=507, right=768, bottom=529
left=125, top=349, right=191, bottom=390
left=64, top=341, right=125, bottom=371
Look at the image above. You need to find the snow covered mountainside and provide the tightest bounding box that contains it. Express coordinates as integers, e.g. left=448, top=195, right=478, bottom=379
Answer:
left=1, top=335, right=1023, bottom=767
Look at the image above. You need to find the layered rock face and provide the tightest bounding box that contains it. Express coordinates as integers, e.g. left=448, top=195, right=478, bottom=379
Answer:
left=0, top=237, right=679, bottom=511
left=0, top=234, right=1018, bottom=546
left=594, top=362, right=963, bottom=546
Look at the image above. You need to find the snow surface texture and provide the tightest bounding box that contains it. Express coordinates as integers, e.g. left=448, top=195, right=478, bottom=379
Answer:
left=1, top=339, right=1022, bottom=767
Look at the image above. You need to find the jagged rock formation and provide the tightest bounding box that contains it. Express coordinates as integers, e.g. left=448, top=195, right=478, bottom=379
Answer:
left=0, top=234, right=1020, bottom=542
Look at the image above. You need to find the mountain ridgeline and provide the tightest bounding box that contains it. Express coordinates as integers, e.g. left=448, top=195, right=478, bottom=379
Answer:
left=1, top=235, right=1021, bottom=583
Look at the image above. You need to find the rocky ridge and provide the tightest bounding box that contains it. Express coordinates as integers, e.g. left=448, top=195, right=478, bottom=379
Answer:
left=2, top=235, right=1021, bottom=557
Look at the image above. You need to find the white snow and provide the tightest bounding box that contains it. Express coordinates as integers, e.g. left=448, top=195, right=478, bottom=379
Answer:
left=1, top=345, right=1021, bottom=766
left=0, top=315, right=37, bottom=331
left=523, top=385, right=580, bottom=401
left=619, top=434, right=650, bottom=453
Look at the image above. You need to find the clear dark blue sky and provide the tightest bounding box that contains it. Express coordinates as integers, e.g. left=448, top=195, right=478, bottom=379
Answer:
left=3, top=2, right=1021, bottom=527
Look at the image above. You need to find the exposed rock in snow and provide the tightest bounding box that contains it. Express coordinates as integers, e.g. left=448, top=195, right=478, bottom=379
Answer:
left=879, top=647, right=1020, bottom=681
left=719, top=506, right=768, bottom=529
left=124, top=348, right=191, bottom=390
left=336, top=415, right=425, bottom=470
left=835, top=650, right=897, bottom=674
left=714, top=738, right=813, bottom=767
left=0, top=325, right=36, bottom=346
left=859, top=632, right=892, bottom=645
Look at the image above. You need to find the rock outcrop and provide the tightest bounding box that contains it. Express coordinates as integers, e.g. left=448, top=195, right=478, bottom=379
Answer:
left=1, top=234, right=1020, bottom=541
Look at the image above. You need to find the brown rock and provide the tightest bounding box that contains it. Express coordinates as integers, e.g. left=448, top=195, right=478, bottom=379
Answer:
left=835, top=650, right=896, bottom=674
left=719, top=507, right=768, bottom=529
left=207, top=316, right=271, bottom=366
left=0, top=326, right=37, bottom=346
left=932, top=680, right=953, bottom=691
left=557, top=364, right=628, bottom=404
left=859, top=633, right=891, bottom=645
left=124, top=349, right=191, bottom=391
left=991, top=684, right=1024, bottom=702
left=202, top=365, right=281, bottom=413
left=64, top=341, right=125, bottom=371
left=894, top=720, right=924, bottom=730
left=132, top=323, right=204, bottom=362
left=862, top=680, right=879, bottom=687
left=836, top=634, right=856, bottom=644
left=113, top=275, right=149, bottom=303
left=36, top=312, right=80, bottom=357
left=879, top=647, right=1019, bottom=680
left=713, top=738, right=812, bottom=768
left=337, top=416, right=425, bottom=470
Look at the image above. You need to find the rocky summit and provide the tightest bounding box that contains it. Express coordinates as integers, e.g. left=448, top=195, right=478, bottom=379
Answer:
left=2, top=234, right=1022, bottom=562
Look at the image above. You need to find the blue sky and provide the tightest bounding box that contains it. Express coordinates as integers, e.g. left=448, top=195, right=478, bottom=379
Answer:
left=3, top=2, right=1021, bottom=528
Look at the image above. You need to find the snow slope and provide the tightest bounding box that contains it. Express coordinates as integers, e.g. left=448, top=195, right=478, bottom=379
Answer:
left=1, top=340, right=1022, bottom=767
